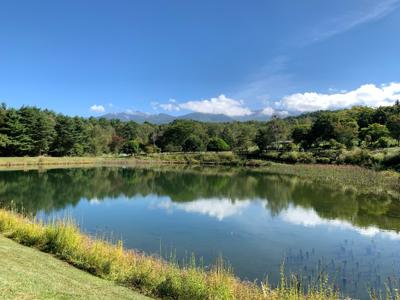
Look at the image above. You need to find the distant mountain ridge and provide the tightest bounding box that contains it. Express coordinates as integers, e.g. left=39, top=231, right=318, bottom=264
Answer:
left=101, top=112, right=176, bottom=124
left=100, top=110, right=280, bottom=124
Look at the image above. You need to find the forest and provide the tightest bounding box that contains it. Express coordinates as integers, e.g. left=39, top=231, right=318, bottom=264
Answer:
left=0, top=102, right=399, bottom=169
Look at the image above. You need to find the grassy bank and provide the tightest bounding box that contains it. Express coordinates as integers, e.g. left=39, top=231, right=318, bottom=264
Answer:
left=0, top=209, right=338, bottom=300
left=0, top=235, right=149, bottom=300
left=255, top=163, right=400, bottom=199
left=0, top=154, right=246, bottom=169
left=0, top=153, right=246, bottom=168
left=1, top=151, right=400, bottom=171
left=0, top=156, right=108, bottom=168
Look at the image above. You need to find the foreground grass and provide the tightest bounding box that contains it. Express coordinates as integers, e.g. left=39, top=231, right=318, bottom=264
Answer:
left=0, top=235, right=149, bottom=300
left=0, top=209, right=338, bottom=300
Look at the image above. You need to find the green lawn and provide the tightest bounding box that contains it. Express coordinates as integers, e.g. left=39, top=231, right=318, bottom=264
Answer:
left=0, top=235, right=150, bottom=300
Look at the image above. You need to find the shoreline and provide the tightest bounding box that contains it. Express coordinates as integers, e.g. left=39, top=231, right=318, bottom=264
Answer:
left=1, top=153, right=400, bottom=169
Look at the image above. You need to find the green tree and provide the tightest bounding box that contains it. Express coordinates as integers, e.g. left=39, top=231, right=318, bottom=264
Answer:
left=220, top=127, right=235, bottom=148
left=291, top=125, right=311, bottom=147
left=109, top=134, right=125, bottom=153
left=2, top=109, right=33, bottom=155
left=51, top=116, right=77, bottom=156
left=255, top=117, right=288, bottom=150
left=207, top=137, right=230, bottom=152
left=88, top=124, right=113, bottom=155
left=32, top=112, right=56, bottom=155
left=234, top=125, right=257, bottom=152
left=387, top=115, right=400, bottom=144
left=183, top=135, right=205, bottom=152
left=0, top=134, right=9, bottom=152
left=355, top=106, right=374, bottom=128
left=123, top=140, right=140, bottom=155
left=373, top=136, right=397, bottom=148
left=309, top=114, right=337, bottom=144
left=157, top=120, right=206, bottom=152
left=333, top=120, right=359, bottom=148
left=360, top=123, right=390, bottom=143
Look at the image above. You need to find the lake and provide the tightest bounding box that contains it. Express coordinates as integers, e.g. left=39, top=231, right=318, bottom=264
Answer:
left=1, top=166, right=399, bottom=299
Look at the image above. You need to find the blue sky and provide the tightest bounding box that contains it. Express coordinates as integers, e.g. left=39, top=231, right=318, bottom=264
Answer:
left=1, top=0, right=400, bottom=117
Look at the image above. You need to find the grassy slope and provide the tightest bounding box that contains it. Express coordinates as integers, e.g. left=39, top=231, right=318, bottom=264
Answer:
left=0, top=235, right=150, bottom=300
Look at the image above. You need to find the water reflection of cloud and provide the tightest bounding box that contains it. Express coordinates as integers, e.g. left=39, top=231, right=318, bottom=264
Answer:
left=156, top=198, right=251, bottom=221
left=281, top=206, right=400, bottom=240
left=88, top=198, right=101, bottom=205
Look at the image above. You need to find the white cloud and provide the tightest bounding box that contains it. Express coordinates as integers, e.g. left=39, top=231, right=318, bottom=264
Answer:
left=157, top=82, right=400, bottom=117
left=279, top=82, right=400, bottom=113
left=159, top=94, right=253, bottom=117
left=260, top=107, right=275, bottom=116
left=156, top=198, right=251, bottom=221
left=88, top=198, right=100, bottom=205
left=277, top=110, right=289, bottom=117
left=303, top=0, right=400, bottom=45
left=90, top=104, right=105, bottom=113
left=180, top=95, right=252, bottom=116
left=281, top=205, right=400, bottom=240
left=159, top=103, right=181, bottom=112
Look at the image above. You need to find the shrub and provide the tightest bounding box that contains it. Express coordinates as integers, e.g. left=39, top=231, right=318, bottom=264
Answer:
left=296, top=152, right=315, bottom=163
left=122, top=140, right=140, bottom=155
left=336, top=148, right=372, bottom=165
left=261, top=151, right=280, bottom=160
left=372, top=136, right=398, bottom=148
left=279, top=142, right=300, bottom=152
left=143, top=144, right=160, bottom=154
left=182, top=135, right=205, bottom=152
left=280, top=151, right=299, bottom=163
left=382, top=151, right=400, bottom=170
left=370, top=152, right=385, bottom=165
left=317, top=149, right=340, bottom=162
left=164, top=144, right=182, bottom=152
left=317, top=139, right=344, bottom=150
left=329, top=139, right=345, bottom=150
left=360, top=123, right=390, bottom=142
left=207, top=138, right=230, bottom=152
left=316, top=157, right=331, bottom=164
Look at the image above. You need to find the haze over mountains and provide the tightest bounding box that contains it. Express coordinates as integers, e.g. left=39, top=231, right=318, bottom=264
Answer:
left=100, top=110, right=285, bottom=124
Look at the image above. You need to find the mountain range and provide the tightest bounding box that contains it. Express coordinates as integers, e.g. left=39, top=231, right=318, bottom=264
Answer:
left=100, top=110, right=279, bottom=124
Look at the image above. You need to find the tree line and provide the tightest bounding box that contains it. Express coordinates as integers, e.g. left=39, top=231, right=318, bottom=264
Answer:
left=0, top=101, right=399, bottom=157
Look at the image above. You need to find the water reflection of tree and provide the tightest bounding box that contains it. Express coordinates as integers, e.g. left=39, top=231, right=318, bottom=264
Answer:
left=0, top=167, right=398, bottom=232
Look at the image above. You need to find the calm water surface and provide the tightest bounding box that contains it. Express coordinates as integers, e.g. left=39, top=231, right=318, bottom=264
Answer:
left=1, top=166, right=399, bottom=299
